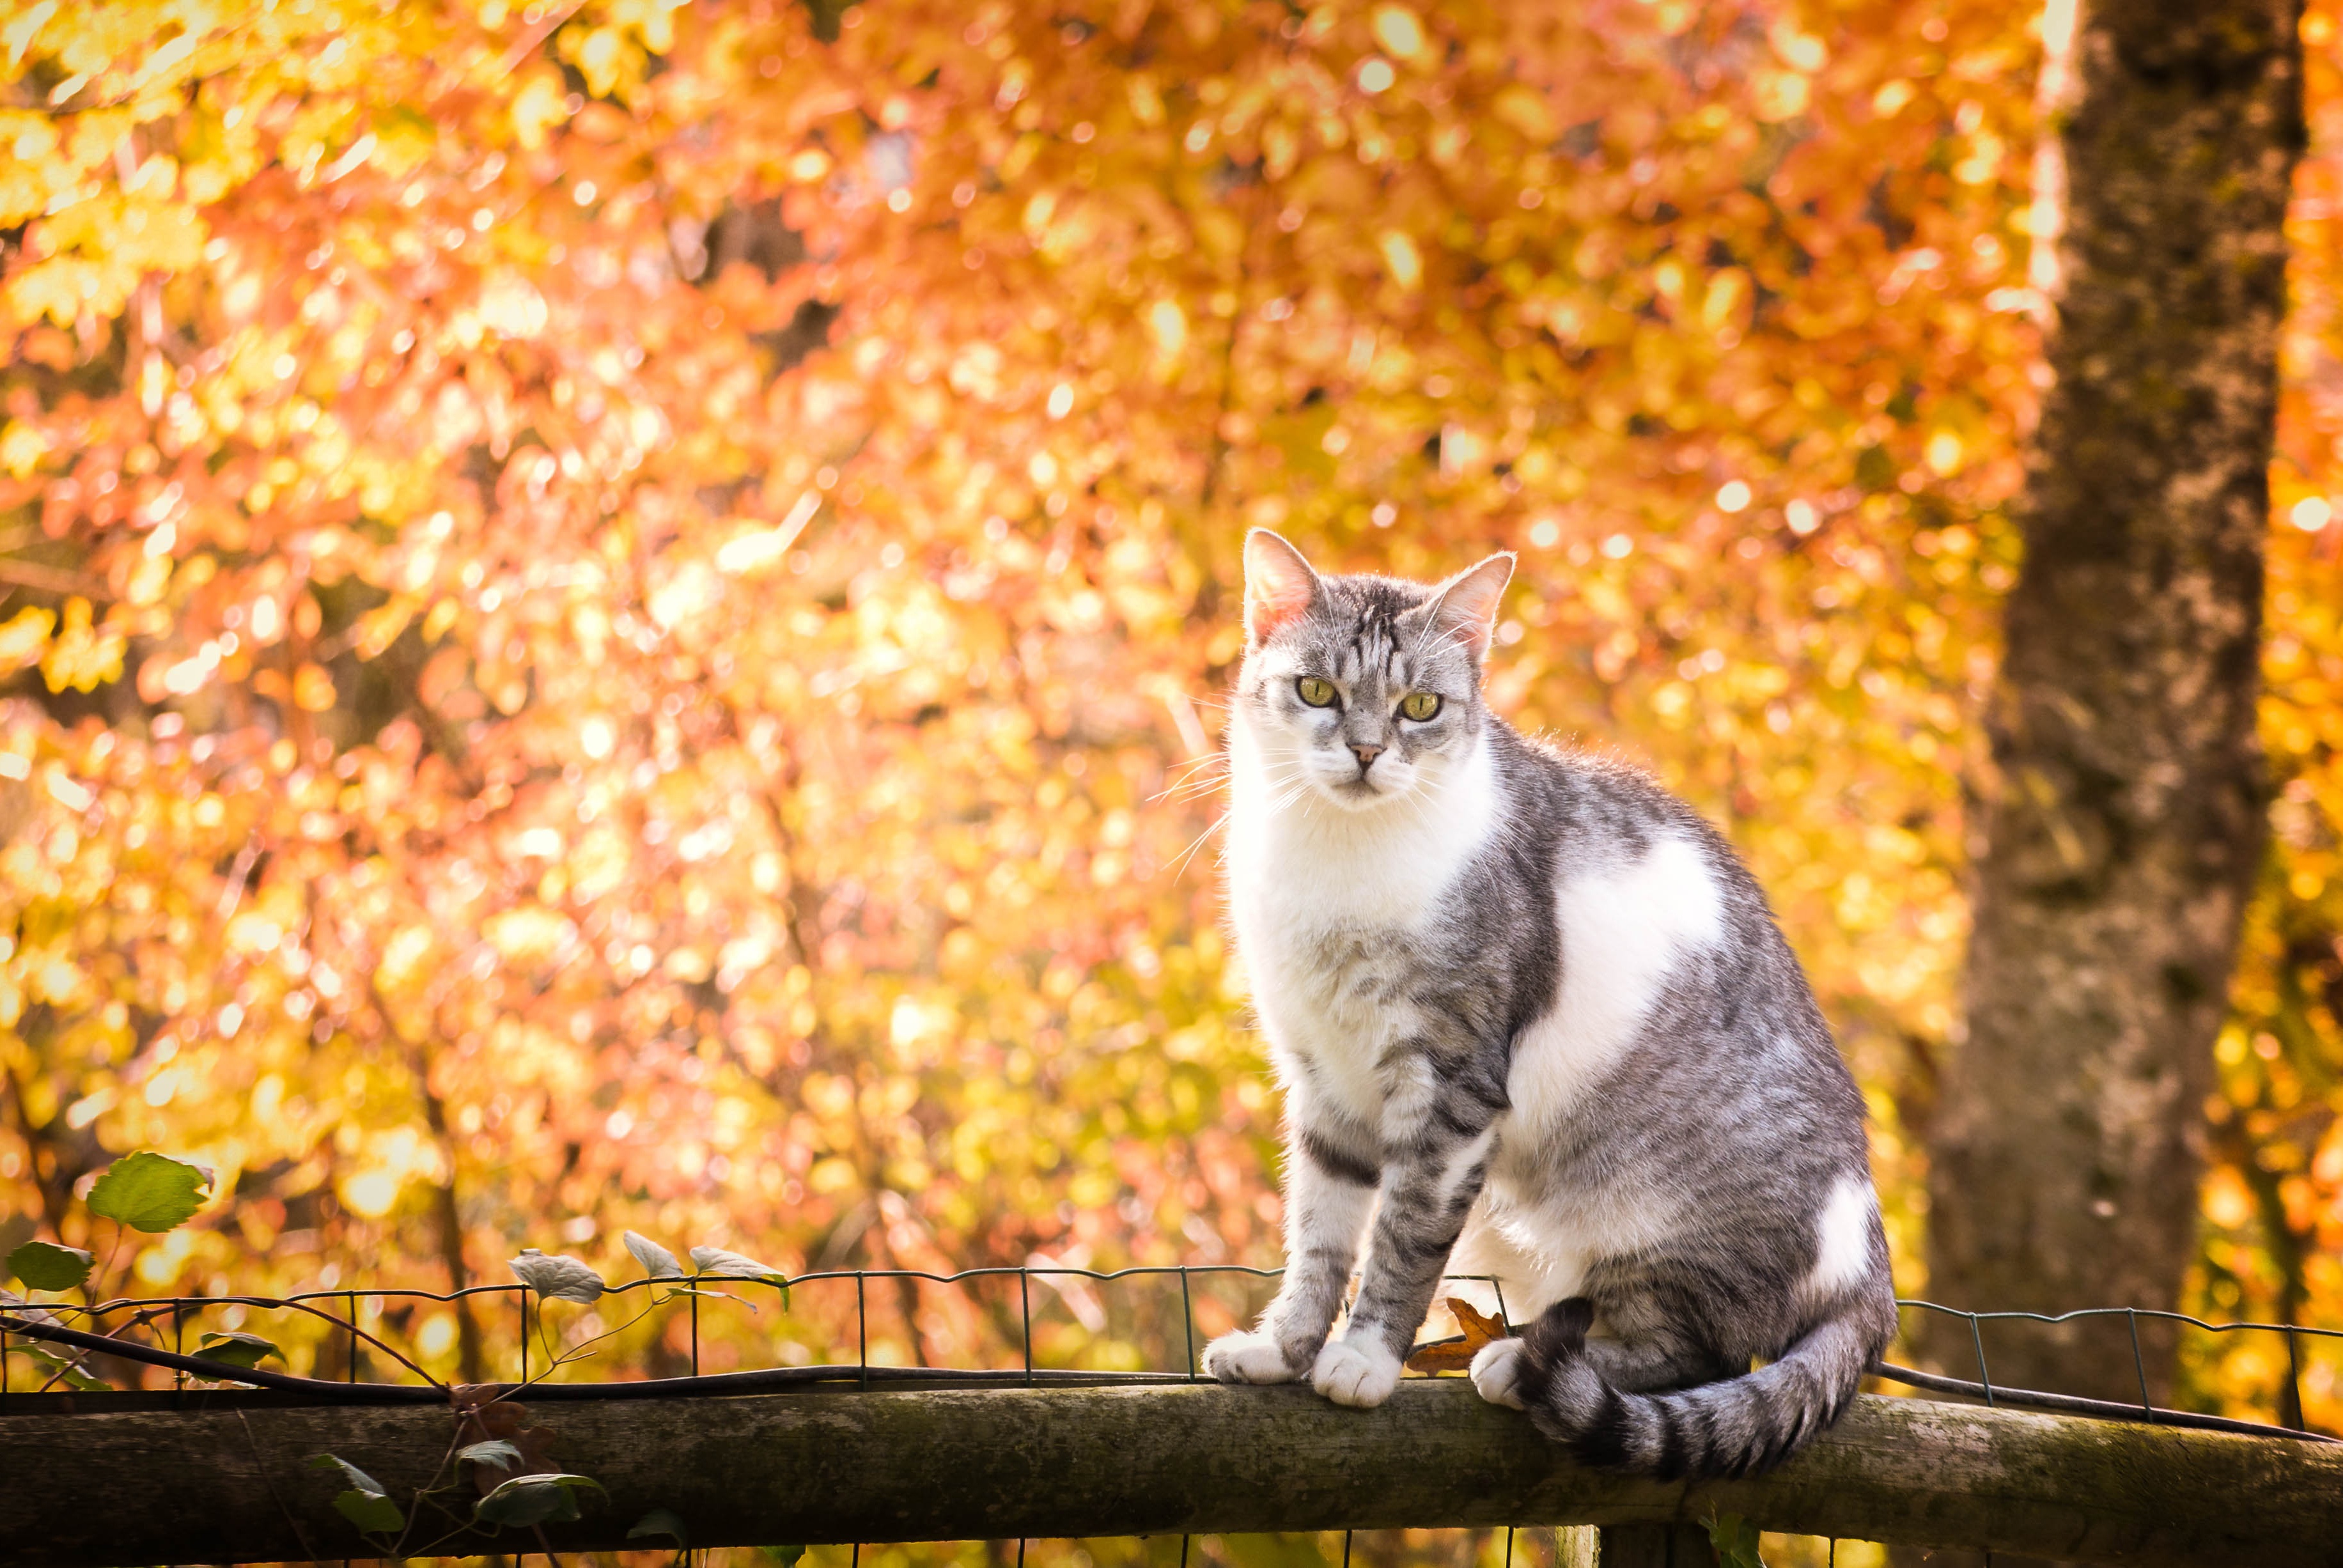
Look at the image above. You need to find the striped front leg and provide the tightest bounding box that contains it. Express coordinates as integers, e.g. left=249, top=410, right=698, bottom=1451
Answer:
left=1202, top=1091, right=1380, bottom=1384
left=1312, top=1046, right=1504, bottom=1408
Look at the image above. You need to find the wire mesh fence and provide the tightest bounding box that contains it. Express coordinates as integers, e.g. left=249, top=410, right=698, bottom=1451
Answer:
left=4, top=1262, right=2336, bottom=1567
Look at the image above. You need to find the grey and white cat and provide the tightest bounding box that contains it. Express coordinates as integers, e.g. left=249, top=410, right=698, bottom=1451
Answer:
left=1200, top=531, right=1897, bottom=1479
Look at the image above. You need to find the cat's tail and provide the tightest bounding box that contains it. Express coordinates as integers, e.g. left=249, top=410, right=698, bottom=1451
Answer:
left=1500, top=1294, right=1892, bottom=1481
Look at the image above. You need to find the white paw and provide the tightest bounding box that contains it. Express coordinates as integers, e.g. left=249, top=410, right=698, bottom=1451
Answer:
left=1470, top=1335, right=1529, bottom=1411
left=1312, top=1336, right=1403, bottom=1409
left=1202, top=1328, right=1300, bottom=1385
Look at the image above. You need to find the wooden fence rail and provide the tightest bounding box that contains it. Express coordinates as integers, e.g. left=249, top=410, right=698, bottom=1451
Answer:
left=4, top=1381, right=2338, bottom=1568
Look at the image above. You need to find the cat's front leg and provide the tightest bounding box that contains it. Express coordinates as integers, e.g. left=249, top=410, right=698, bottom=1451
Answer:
left=1312, top=1049, right=1502, bottom=1409
left=1203, top=1096, right=1379, bottom=1385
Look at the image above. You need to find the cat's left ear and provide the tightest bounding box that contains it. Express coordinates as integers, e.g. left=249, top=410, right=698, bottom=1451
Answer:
left=1425, top=553, right=1515, bottom=664
left=1243, top=529, right=1323, bottom=646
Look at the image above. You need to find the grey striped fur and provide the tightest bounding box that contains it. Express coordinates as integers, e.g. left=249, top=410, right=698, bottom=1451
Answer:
left=1201, top=532, right=1897, bottom=1480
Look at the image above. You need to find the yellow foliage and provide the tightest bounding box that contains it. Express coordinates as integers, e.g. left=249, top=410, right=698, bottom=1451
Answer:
left=0, top=0, right=2328, bottom=1443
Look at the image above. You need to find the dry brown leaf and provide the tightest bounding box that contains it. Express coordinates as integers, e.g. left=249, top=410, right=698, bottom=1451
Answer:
left=1405, top=1296, right=1512, bottom=1374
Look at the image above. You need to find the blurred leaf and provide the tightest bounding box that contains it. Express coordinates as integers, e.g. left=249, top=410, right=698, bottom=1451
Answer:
left=630, top=1507, right=690, bottom=1548
left=5, top=1344, right=109, bottom=1392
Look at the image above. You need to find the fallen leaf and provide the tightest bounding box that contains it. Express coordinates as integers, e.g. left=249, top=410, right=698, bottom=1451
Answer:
left=1406, top=1297, right=1511, bottom=1374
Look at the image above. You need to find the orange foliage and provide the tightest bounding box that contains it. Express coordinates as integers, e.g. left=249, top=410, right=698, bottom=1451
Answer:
left=0, top=0, right=2330, bottom=1421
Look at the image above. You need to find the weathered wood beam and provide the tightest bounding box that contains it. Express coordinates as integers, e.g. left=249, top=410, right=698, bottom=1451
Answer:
left=3, top=1381, right=2336, bottom=1568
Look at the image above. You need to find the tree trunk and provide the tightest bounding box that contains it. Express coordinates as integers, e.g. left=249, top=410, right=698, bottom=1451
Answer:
left=1920, top=0, right=2302, bottom=1425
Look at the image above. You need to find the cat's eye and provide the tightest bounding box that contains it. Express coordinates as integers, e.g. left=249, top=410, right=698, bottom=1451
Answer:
left=1399, top=691, right=1442, bottom=722
left=1296, top=676, right=1339, bottom=708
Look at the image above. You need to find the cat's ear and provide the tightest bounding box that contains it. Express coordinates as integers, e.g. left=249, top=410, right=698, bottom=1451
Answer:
left=1243, top=529, right=1322, bottom=644
left=1425, top=553, right=1515, bottom=664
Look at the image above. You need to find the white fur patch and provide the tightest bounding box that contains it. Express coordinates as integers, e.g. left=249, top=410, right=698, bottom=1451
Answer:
left=1804, top=1173, right=1877, bottom=1301
left=1463, top=835, right=1727, bottom=1316
left=1469, top=1335, right=1530, bottom=1409
left=1312, top=1335, right=1403, bottom=1408
left=1435, top=1126, right=1499, bottom=1205
left=1462, top=1196, right=1673, bottom=1323
left=1505, top=834, right=1725, bottom=1131
left=1203, top=1328, right=1301, bottom=1385
left=1376, top=1052, right=1448, bottom=1148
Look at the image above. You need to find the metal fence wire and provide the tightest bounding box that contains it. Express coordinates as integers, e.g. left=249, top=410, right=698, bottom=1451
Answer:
left=3, top=1264, right=2337, bottom=1565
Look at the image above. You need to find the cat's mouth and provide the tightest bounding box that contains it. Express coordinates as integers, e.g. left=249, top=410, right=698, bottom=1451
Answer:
left=1323, top=768, right=1401, bottom=807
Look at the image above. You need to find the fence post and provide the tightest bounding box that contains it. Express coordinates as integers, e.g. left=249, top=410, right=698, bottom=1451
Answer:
left=1594, top=1523, right=1711, bottom=1565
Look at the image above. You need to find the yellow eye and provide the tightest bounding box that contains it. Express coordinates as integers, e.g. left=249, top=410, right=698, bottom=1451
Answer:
left=1296, top=676, right=1339, bottom=708
left=1399, top=691, right=1442, bottom=722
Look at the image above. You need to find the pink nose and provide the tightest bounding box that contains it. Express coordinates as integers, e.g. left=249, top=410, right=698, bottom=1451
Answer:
left=1350, top=742, right=1383, bottom=768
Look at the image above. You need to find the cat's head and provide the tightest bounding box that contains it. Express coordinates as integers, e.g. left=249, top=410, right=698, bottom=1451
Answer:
left=1233, top=531, right=1513, bottom=812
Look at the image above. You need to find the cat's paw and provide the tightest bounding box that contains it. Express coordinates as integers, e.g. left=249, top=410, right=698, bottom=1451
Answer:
left=1203, top=1328, right=1303, bottom=1385
left=1469, top=1335, right=1530, bottom=1410
left=1312, top=1336, right=1403, bottom=1408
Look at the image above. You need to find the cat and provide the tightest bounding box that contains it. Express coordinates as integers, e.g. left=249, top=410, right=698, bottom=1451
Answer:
left=1199, top=530, right=1897, bottom=1479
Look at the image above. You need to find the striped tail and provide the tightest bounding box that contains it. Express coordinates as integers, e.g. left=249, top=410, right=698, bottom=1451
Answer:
left=1513, top=1297, right=1885, bottom=1480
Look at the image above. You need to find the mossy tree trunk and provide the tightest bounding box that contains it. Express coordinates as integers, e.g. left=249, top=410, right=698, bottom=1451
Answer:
left=1919, top=0, right=2303, bottom=1434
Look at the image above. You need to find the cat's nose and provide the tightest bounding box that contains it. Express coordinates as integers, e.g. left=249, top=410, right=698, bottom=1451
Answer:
left=1349, top=741, right=1384, bottom=769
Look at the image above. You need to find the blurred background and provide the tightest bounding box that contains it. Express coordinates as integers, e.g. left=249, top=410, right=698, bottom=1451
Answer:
left=1, top=0, right=2340, bottom=1482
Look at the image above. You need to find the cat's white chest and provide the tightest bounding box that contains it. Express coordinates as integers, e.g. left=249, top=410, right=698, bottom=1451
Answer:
left=1225, top=724, right=1497, bottom=1119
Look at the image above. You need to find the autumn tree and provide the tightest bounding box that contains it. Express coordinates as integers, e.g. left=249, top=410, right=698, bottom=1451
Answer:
left=1919, top=0, right=2305, bottom=1418
left=0, top=0, right=2338, bottom=1449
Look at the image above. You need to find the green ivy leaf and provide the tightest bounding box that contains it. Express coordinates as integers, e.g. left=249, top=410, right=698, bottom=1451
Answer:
left=310, top=1453, right=390, bottom=1496
left=629, top=1507, right=690, bottom=1548
left=6, top=1239, right=93, bottom=1291
left=457, top=1438, right=524, bottom=1472
left=86, top=1152, right=212, bottom=1234
left=1706, top=1512, right=1766, bottom=1568
left=193, top=1330, right=283, bottom=1370
left=332, top=1489, right=405, bottom=1536
left=309, top=1454, right=404, bottom=1537
left=474, top=1472, right=605, bottom=1528
left=4, top=1342, right=109, bottom=1391
left=762, top=1546, right=809, bottom=1567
